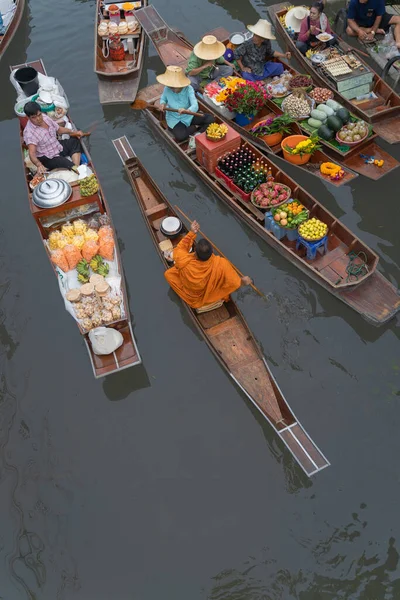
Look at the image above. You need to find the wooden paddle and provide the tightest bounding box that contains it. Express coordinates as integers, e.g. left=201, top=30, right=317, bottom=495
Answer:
left=174, top=205, right=266, bottom=299
left=131, top=98, right=204, bottom=117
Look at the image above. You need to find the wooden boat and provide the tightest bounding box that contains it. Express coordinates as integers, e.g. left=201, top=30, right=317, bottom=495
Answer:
left=269, top=2, right=400, bottom=144
left=94, top=0, right=147, bottom=105
left=134, top=6, right=398, bottom=181
left=0, top=0, right=25, bottom=60
left=113, top=135, right=330, bottom=477
left=12, top=59, right=141, bottom=378
left=139, top=97, right=399, bottom=325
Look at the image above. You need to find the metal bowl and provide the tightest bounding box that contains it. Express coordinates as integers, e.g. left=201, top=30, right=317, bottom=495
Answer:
left=32, top=178, right=72, bottom=208
left=311, top=53, right=327, bottom=66
left=160, top=216, right=182, bottom=238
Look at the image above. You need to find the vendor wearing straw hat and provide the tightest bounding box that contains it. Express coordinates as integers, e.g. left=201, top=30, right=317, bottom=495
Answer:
left=186, top=35, right=233, bottom=91
left=234, top=19, right=291, bottom=81
left=158, top=66, right=214, bottom=142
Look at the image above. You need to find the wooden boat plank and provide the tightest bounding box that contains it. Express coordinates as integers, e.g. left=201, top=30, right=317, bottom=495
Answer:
left=372, top=116, right=400, bottom=144
left=313, top=244, right=347, bottom=271
left=269, top=2, right=400, bottom=143
left=341, top=142, right=399, bottom=179
left=339, top=271, right=400, bottom=322
left=0, top=0, right=25, bottom=61
left=197, top=305, right=231, bottom=329
left=280, top=429, right=317, bottom=474
left=113, top=135, right=330, bottom=476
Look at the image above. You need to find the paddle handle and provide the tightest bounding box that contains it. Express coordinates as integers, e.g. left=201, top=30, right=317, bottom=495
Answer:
left=164, top=107, right=204, bottom=117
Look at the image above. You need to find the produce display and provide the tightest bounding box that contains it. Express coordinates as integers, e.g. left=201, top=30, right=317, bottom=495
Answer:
left=271, top=200, right=309, bottom=229
left=298, top=218, right=328, bottom=241
left=67, top=275, right=123, bottom=332
left=77, top=255, right=110, bottom=283
left=310, top=87, right=334, bottom=103
left=217, top=148, right=270, bottom=194
left=251, top=181, right=291, bottom=208
left=336, top=121, right=369, bottom=144
left=289, top=75, right=312, bottom=89
left=266, top=71, right=293, bottom=97
left=213, top=77, right=246, bottom=103
left=49, top=218, right=115, bottom=272
left=79, top=174, right=99, bottom=197
left=282, top=92, right=312, bottom=119
left=206, top=122, right=228, bottom=140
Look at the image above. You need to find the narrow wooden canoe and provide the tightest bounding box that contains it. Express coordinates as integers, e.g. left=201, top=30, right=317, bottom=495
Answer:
left=269, top=2, right=400, bottom=144
left=113, top=134, right=330, bottom=477
left=94, top=0, right=147, bottom=105
left=12, top=59, right=142, bottom=378
left=141, top=103, right=399, bottom=325
left=134, top=6, right=398, bottom=181
left=0, top=0, right=25, bottom=61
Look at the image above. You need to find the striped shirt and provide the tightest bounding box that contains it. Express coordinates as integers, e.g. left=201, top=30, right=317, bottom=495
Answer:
left=23, top=114, right=62, bottom=158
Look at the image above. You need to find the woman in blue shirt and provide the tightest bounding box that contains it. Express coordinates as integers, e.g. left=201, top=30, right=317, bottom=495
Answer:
left=346, top=0, right=400, bottom=47
left=157, top=66, right=214, bottom=142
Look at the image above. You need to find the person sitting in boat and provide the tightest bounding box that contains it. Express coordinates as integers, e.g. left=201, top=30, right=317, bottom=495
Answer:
left=234, top=19, right=291, bottom=81
left=158, top=66, right=214, bottom=142
left=23, top=101, right=87, bottom=174
left=165, top=219, right=252, bottom=309
left=186, top=35, right=234, bottom=91
left=295, top=3, right=336, bottom=55
left=346, top=0, right=400, bottom=48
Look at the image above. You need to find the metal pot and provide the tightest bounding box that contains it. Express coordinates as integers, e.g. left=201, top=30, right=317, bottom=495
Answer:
left=311, top=53, right=327, bottom=66
left=160, top=216, right=182, bottom=238
left=32, top=178, right=72, bottom=209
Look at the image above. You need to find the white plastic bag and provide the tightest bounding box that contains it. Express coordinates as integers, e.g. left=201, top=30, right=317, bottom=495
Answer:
left=89, top=327, right=123, bottom=355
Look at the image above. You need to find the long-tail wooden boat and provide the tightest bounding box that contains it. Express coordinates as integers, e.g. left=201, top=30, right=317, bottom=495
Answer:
left=94, top=0, right=147, bottom=105
left=269, top=2, right=400, bottom=144
left=0, top=0, right=25, bottom=60
left=134, top=6, right=398, bottom=181
left=11, top=59, right=141, bottom=378
left=113, top=135, right=330, bottom=477
left=139, top=97, right=399, bottom=324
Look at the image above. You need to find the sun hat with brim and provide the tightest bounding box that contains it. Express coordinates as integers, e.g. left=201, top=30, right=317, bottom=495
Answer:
left=156, top=65, right=191, bottom=88
left=193, top=35, right=226, bottom=60
left=285, top=6, right=310, bottom=33
left=247, top=19, right=276, bottom=40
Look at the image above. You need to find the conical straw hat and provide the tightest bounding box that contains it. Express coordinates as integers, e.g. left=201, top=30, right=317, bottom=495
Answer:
left=247, top=19, right=276, bottom=40
left=193, top=35, right=226, bottom=60
left=156, top=65, right=191, bottom=88
left=285, top=7, right=310, bottom=33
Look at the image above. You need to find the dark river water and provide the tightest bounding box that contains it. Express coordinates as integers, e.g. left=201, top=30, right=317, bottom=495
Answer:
left=1, top=0, right=400, bottom=598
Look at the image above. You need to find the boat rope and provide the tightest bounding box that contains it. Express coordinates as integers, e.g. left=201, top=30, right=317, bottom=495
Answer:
left=346, top=251, right=369, bottom=282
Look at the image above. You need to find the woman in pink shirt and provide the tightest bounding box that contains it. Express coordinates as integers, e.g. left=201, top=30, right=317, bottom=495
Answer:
left=296, top=2, right=336, bottom=55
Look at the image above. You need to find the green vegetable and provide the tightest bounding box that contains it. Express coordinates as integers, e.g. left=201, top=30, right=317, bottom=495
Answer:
left=326, top=115, right=343, bottom=132
left=318, top=124, right=335, bottom=140
left=317, top=104, right=334, bottom=116
left=308, top=117, right=323, bottom=129
left=311, top=109, right=327, bottom=121
left=336, top=108, right=350, bottom=124
left=326, top=99, right=342, bottom=111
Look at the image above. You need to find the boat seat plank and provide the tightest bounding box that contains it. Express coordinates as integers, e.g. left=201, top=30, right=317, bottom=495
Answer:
left=231, top=358, right=284, bottom=423
left=340, top=271, right=400, bottom=321
left=342, top=142, right=399, bottom=179
left=196, top=304, right=230, bottom=329
left=157, top=42, right=190, bottom=65
left=145, top=202, right=168, bottom=217
left=313, top=244, right=347, bottom=271
left=206, top=316, right=260, bottom=368
left=319, top=265, right=343, bottom=285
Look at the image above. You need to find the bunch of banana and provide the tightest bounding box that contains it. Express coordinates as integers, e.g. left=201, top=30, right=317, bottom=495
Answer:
left=206, top=122, right=228, bottom=140
left=97, top=262, right=109, bottom=277
left=89, top=254, right=109, bottom=277
left=79, top=174, right=99, bottom=197
left=77, top=259, right=90, bottom=283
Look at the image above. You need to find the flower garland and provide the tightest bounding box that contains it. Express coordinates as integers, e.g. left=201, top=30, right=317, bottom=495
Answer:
left=320, top=162, right=345, bottom=180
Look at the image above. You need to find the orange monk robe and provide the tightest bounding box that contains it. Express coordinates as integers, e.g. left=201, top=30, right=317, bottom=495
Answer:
left=164, top=232, right=241, bottom=308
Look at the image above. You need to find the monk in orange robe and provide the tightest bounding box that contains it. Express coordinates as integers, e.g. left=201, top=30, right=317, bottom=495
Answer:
left=165, top=220, right=252, bottom=308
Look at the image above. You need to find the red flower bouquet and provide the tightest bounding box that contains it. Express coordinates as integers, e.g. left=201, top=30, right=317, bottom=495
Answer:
left=224, top=82, right=270, bottom=118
